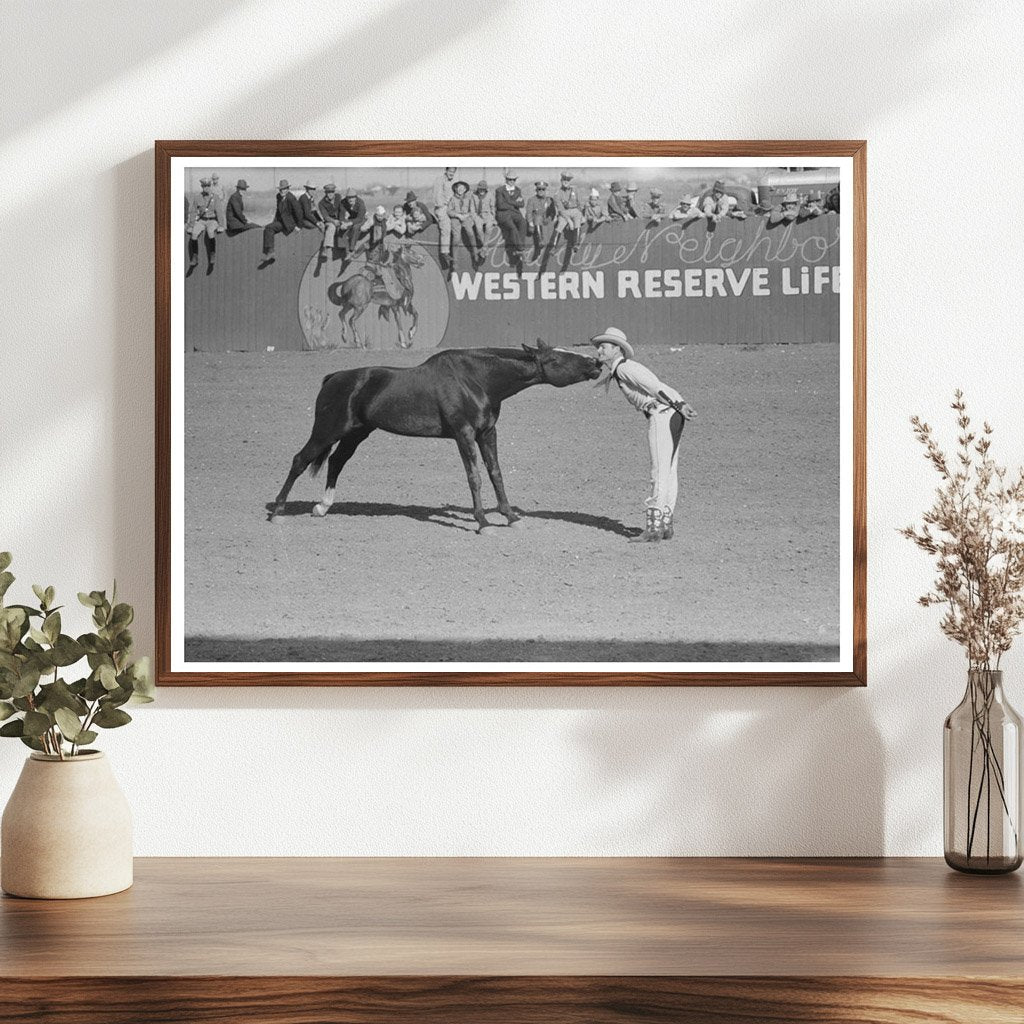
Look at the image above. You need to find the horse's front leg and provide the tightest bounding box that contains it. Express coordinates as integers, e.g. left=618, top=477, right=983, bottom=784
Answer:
left=477, top=426, right=519, bottom=526
left=312, top=427, right=372, bottom=517
left=455, top=431, right=491, bottom=533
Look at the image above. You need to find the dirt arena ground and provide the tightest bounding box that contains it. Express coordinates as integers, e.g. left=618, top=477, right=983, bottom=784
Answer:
left=183, top=343, right=840, bottom=664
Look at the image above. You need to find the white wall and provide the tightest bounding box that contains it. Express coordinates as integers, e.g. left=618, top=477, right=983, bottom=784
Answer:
left=1, top=0, right=1022, bottom=856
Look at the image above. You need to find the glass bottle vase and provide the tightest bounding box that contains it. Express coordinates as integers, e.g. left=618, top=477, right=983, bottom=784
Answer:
left=944, top=669, right=1023, bottom=873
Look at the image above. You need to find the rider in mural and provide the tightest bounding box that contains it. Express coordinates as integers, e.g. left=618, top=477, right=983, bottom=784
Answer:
left=584, top=326, right=697, bottom=543
left=361, top=206, right=405, bottom=299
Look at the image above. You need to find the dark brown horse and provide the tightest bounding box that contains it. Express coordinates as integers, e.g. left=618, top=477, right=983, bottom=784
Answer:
left=336, top=245, right=424, bottom=349
left=270, top=340, right=601, bottom=532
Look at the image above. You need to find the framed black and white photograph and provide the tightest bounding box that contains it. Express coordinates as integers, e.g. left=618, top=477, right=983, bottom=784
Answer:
left=155, top=141, right=865, bottom=686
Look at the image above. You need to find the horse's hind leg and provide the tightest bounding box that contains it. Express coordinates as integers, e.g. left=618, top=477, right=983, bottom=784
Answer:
left=312, top=427, right=373, bottom=517
left=477, top=426, right=519, bottom=526
left=270, top=436, right=334, bottom=519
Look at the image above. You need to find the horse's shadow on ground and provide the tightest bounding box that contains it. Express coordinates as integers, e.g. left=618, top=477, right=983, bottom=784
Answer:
left=266, top=500, right=638, bottom=537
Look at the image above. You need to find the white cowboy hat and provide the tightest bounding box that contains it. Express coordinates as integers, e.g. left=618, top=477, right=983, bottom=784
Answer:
left=588, top=326, right=634, bottom=359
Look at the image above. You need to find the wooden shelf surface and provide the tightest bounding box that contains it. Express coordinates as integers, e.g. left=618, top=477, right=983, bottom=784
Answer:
left=2, top=857, right=1023, bottom=1023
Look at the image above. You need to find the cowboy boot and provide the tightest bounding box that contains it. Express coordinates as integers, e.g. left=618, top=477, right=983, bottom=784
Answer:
left=661, top=509, right=674, bottom=541
left=629, top=508, right=662, bottom=543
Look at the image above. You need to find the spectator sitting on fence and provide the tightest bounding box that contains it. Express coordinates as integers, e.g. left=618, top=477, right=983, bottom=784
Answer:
left=318, top=182, right=343, bottom=254
left=801, top=192, right=827, bottom=218
left=643, top=187, right=667, bottom=226
left=470, top=179, right=495, bottom=255
left=210, top=172, right=225, bottom=200
left=624, top=183, right=641, bottom=219
left=187, top=177, right=225, bottom=270
left=403, top=190, right=432, bottom=235
left=554, top=171, right=584, bottom=253
left=259, top=179, right=303, bottom=268
left=335, top=187, right=367, bottom=267
left=701, top=179, right=748, bottom=222
left=387, top=204, right=408, bottom=237
left=526, top=180, right=558, bottom=259
left=225, top=179, right=259, bottom=235
left=583, top=188, right=609, bottom=231
left=823, top=185, right=840, bottom=213
left=607, top=181, right=629, bottom=221
left=768, top=191, right=803, bottom=225
left=447, top=180, right=480, bottom=269
left=299, top=180, right=324, bottom=232
left=670, top=193, right=702, bottom=224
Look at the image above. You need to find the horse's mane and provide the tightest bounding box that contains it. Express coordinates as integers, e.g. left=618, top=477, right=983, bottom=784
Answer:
left=425, top=347, right=538, bottom=365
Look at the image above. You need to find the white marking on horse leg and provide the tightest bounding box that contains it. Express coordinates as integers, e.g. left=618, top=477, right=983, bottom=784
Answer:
left=312, top=486, right=335, bottom=517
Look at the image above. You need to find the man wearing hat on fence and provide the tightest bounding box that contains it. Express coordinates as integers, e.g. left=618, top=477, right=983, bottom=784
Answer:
left=446, top=179, right=479, bottom=270
left=494, top=169, right=527, bottom=273
left=433, top=167, right=458, bottom=271
left=582, top=187, right=609, bottom=232
left=606, top=181, right=629, bottom=221
left=469, top=179, right=495, bottom=255
left=259, top=179, right=303, bottom=267
left=187, top=177, right=225, bottom=270
left=624, top=182, right=641, bottom=220
left=402, top=190, right=432, bottom=236
left=298, top=180, right=324, bottom=231
left=769, top=191, right=803, bottom=225
left=335, top=186, right=367, bottom=265
left=553, top=171, right=584, bottom=252
left=318, top=182, right=343, bottom=253
left=701, top=179, right=747, bottom=222
left=525, top=180, right=557, bottom=258
left=210, top=172, right=225, bottom=201
left=671, top=192, right=701, bottom=225
left=643, top=187, right=667, bottom=225
left=225, top=179, right=258, bottom=234
left=584, top=326, right=696, bottom=543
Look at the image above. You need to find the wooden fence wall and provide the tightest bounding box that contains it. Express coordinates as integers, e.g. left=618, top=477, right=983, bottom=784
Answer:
left=183, top=214, right=840, bottom=353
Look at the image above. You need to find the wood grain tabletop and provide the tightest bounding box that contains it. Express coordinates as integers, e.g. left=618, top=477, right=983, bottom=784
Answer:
left=2, top=856, right=1022, bottom=978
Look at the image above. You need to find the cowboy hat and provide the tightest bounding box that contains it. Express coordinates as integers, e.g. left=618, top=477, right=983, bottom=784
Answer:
left=453, top=180, right=471, bottom=193
left=589, top=187, right=600, bottom=198
left=345, top=187, right=358, bottom=198
left=504, top=169, right=518, bottom=180
left=475, top=180, right=488, bottom=191
left=626, top=182, right=638, bottom=192
left=404, top=190, right=418, bottom=201
left=235, top=179, right=248, bottom=190
left=199, top=177, right=212, bottom=187
left=783, top=191, right=799, bottom=203
left=323, top=182, right=337, bottom=192
left=560, top=171, right=574, bottom=181
left=588, top=326, right=634, bottom=359
left=278, top=179, right=290, bottom=189
left=712, top=179, right=725, bottom=191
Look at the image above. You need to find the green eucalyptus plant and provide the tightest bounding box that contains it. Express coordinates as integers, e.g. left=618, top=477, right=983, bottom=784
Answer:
left=0, top=552, right=153, bottom=759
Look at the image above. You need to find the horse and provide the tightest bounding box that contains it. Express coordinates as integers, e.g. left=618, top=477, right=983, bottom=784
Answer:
left=334, top=244, right=424, bottom=349
left=269, top=339, right=602, bottom=533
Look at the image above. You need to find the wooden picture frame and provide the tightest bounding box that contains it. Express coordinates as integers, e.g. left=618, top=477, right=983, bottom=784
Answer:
left=156, top=140, right=866, bottom=686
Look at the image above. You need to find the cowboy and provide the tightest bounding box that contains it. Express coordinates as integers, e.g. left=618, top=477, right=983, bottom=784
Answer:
left=433, top=166, right=458, bottom=270
left=446, top=179, right=479, bottom=269
left=187, top=177, right=225, bottom=269
left=624, top=182, right=641, bottom=219
left=582, top=187, right=609, bottom=231
left=318, top=182, right=344, bottom=252
left=225, top=178, right=258, bottom=234
left=643, top=187, right=667, bottom=225
left=362, top=205, right=403, bottom=299
left=701, top=179, right=747, bottom=221
left=769, top=191, right=803, bottom=225
left=525, top=180, right=557, bottom=257
left=671, top=193, right=701, bottom=224
left=495, top=169, right=527, bottom=273
left=260, top=179, right=303, bottom=266
left=298, top=180, right=324, bottom=230
left=403, top=189, right=432, bottom=235
left=209, top=172, right=225, bottom=200
left=387, top=204, right=408, bottom=236
left=606, top=181, right=629, bottom=221
left=584, top=326, right=696, bottom=543
left=336, top=186, right=367, bottom=261
left=553, top=171, right=584, bottom=251
left=469, top=179, right=495, bottom=253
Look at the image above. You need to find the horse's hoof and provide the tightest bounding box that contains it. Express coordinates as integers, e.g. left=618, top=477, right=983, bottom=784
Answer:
left=268, top=514, right=281, bottom=524
left=509, top=518, right=527, bottom=530
left=478, top=525, right=499, bottom=537
left=311, top=504, right=329, bottom=518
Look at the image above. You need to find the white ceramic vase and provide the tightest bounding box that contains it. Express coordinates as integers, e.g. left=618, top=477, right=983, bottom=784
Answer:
left=1, top=751, right=133, bottom=899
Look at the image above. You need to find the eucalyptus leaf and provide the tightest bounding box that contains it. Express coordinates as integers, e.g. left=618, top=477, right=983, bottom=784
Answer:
left=93, top=705, right=132, bottom=729
left=32, top=584, right=47, bottom=608
left=19, top=735, right=45, bottom=752
left=50, top=635, right=85, bottom=667
left=42, top=611, right=60, bottom=644
left=98, top=664, right=118, bottom=691
left=44, top=586, right=55, bottom=608
left=78, top=592, right=100, bottom=608
left=75, top=730, right=98, bottom=746
left=0, top=719, right=24, bottom=737
left=37, top=679, right=88, bottom=717
left=0, top=701, right=15, bottom=721
left=83, top=675, right=108, bottom=701
left=22, top=710, right=51, bottom=738
left=54, top=707, right=85, bottom=741
left=11, top=665, right=42, bottom=699
left=80, top=635, right=112, bottom=656
left=129, top=657, right=154, bottom=698
left=0, top=572, right=13, bottom=601
left=110, top=603, right=133, bottom=629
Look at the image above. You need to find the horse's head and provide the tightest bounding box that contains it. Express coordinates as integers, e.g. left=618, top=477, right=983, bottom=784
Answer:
left=523, top=337, right=601, bottom=387
left=394, top=244, right=425, bottom=268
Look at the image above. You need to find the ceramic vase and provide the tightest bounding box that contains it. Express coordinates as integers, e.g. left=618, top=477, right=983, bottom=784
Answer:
left=1, top=751, right=133, bottom=898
